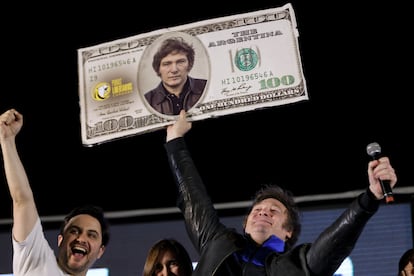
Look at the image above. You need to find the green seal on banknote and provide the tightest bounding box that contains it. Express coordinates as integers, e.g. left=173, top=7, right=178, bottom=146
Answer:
left=235, top=48, right=259, bottom=71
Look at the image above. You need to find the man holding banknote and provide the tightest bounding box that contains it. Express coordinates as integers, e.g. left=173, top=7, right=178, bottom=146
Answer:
left=144, top=36, right=207, bottom=116
left=164, top=110, right=398, bottom=276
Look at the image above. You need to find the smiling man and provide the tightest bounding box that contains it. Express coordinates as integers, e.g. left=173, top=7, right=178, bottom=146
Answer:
left=164, top=110, right=398, bottom=276
left=0, top=108, right=110, bottom=276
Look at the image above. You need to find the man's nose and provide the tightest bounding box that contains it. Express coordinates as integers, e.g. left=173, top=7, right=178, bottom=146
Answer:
left=259, top=209, right=269, bottom=216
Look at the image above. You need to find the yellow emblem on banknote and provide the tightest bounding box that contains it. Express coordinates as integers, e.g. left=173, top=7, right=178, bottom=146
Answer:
left=92, top=82, right=111, bottom=101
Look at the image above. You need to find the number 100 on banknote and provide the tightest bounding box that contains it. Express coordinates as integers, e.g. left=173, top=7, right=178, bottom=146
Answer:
left=78, top=3, right=308, bottom=146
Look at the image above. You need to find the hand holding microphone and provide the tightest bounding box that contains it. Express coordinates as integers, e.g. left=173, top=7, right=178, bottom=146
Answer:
left=366, top=142, right=395, bottom=203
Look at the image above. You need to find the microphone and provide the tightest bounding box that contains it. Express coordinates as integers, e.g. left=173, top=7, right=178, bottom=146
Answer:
left=366, top=142, right=394, bottom=203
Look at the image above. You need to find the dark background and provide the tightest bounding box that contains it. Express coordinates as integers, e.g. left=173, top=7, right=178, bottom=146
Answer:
left=0, top=1, right=412, bottom=221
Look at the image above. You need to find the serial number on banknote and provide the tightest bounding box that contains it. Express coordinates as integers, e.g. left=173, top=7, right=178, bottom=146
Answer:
left=87, top=58, right=138, bottom=82
left=221, top=71, right=273, bottom=85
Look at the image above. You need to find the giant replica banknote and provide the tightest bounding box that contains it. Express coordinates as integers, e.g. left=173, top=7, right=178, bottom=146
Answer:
left=78, top=3, right=308, bottom=146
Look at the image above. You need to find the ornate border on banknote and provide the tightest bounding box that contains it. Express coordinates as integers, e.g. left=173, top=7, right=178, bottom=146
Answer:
left=78, top=3, right=308, bottom=146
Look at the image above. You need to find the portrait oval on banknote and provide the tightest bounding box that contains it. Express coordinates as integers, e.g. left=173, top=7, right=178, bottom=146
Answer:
left=138, top=31, right=210, bottom=119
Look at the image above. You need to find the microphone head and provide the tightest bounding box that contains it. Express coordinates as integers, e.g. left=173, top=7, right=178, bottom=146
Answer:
left=366, top=142, right=381, bottom=157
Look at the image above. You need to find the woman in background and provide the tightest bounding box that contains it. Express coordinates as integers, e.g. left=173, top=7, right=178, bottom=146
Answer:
left=143, top=238, right=194, bottom=276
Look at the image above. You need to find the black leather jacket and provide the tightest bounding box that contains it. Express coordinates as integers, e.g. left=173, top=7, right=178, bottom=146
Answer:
left=165, top=137, right=381, bottom=276
left=144, top=76, right=206, bottom=115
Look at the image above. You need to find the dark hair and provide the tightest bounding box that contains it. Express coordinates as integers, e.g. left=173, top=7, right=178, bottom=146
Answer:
left=143, top=238, right=193, bottom=276
left=152, top=36, right=195, bottom=76
left=245, top=184, right=301, bottom=250
left=399, top=248, right=414, bottom=274
left=59, top=204, right=110, bottom=246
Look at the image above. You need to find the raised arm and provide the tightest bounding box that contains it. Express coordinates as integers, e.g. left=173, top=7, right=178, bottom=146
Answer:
left=0, top=109, right=38, bottom=242
left=166, top=109, right=192, bottom=142
left=306, top=154, right=398, bottom=275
